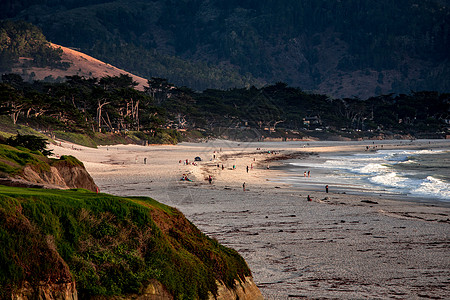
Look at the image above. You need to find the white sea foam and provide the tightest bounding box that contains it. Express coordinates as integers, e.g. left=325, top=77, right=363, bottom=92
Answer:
left=359, top=163, right=388, bottom=174
left=369, top=172, right=412, bottom=190
left=411, top=176, right=450, bottom=200
left=287, top=149, right=450, bottom=201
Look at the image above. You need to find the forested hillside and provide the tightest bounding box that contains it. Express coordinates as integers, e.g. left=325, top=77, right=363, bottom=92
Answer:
left=1, top=0, right=449, bottom=98
left=0, top=20, right=69, bottom=72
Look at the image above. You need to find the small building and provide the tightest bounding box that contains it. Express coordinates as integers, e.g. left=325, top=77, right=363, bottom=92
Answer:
left=303, top=116, right=322, bottom=127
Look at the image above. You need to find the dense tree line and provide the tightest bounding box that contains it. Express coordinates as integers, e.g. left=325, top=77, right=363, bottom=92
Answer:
left=3, top=0, right=448, bottom=96
left=1, top=74, right=448, bottom=140
left=0, top=73, right=179, bottom=143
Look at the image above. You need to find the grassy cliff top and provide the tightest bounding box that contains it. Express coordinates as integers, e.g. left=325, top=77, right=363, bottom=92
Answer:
left=0, top=185, right=251, bottom=299
left=0, top=143, right=51, bottom=177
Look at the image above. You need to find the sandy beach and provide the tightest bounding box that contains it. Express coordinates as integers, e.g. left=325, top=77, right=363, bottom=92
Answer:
left=50, top=139, right=450, bottom=299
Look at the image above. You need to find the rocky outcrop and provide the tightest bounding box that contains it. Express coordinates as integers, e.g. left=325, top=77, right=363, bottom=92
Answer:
left=48, top=161, right=98, bottom=192
left=12, top=282, right=77, bottom=300
left=14, top=158, right=98, bottom=192
left=88, top=277, right=263, bottom=300
left=90, top=280, right=173, bottom=300
left=213, top=276, right=264, bottom=300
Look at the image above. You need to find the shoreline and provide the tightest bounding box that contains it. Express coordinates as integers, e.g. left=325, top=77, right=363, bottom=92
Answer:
left=49, top=139, right=450, bottom=298
left=269, top=157, right=450, bottom=208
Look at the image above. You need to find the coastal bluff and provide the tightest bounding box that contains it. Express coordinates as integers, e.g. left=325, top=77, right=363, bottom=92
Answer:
left=0, top=145, right=262, bottom=300
left=0, top=144, right=98, bottom=192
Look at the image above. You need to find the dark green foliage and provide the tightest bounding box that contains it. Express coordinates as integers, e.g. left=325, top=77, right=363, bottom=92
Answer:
left=0, top=20, right=68, bottom=72
left=0, top=186, right=251, bottom=299
left=6, top=133, right=52, bottom=156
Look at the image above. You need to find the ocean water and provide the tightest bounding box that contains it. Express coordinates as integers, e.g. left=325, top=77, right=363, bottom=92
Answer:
left=281, top=149, right=450, bottom=202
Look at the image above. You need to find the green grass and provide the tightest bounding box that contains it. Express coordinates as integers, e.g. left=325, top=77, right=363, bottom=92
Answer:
left=57, top=155, right=84, bottom=167
left=0, top=144, right=64, bottom=178
left=0, top=186, right=251, bottom=299
left=0, top=144, right=43, bottom=176
left=92, top=132, right=131, bottom=146
left=53, top=131, right=98, bottom=148
left=0, top=117, right=52, bottom=140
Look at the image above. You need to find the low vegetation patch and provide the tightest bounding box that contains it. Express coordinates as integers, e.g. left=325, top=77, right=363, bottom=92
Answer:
left=0, top=144, right=43, bottom=176
left=54, top=131, right=97, bottom=148
left=0, top=186, right=251, bottom=299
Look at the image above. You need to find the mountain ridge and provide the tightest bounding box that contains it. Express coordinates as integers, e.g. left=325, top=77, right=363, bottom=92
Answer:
left=3, top=0, right=449, bottom=97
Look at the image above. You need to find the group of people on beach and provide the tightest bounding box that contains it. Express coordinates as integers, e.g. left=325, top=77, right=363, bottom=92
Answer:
left=180, top=174, right=192, bottom=181
left=178, top=150, right=333, bottom=201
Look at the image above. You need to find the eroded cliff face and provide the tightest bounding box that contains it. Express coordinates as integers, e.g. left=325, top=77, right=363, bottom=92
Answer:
left=12, top=281, right=77, bottom=300
left=17, top=159, right=98, bottom=192
left=87, top=277, right=263, bottom=300
left=213, top=277, right=264, bottom=300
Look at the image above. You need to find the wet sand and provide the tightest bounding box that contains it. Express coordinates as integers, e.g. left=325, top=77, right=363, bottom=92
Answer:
left=50, top=139, right=450, bottom=299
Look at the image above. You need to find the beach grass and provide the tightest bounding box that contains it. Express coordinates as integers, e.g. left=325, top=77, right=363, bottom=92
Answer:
left=53, top=131, right=98, bottom=148
left=0, top=186, right=251, bottom=299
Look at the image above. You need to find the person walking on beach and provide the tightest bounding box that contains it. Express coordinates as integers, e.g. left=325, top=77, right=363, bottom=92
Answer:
left=144, top=157, right=147, bottom=164
left=208, top=175, right=212, bottom=184
left=307, top=195, right=311, bottom=201
left=243, top=182, right=246, bottom=191
left=246, top=165, right=249, bottom=173
left=308, top=170, right=310, bottom=177
left=325, top=185, right=329, bottom=193
left=304, top=171, right=307, bottom=177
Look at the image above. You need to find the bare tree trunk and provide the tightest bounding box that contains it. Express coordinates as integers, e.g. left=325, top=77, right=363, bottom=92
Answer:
left=134, top=99, right=139, bottom=130
left=104, top=112, right=114, bottom=132
left=97, top=99, right=110, bottom=132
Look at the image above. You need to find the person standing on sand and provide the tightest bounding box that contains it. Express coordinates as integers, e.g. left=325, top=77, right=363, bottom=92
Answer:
left=246, top=165, right=249, bottom=173
left=208, top=175, right=212, bottom=184
left=307, top=195, right=311, bottom=201
left=243, top=182, right=246, bottom=191
left=325, top=185, right=329, bottom=193
left=308, top=170, right=310, bottom=177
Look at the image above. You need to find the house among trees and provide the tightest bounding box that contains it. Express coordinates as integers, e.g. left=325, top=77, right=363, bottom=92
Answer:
left=303, top=116, right=321, bottom=127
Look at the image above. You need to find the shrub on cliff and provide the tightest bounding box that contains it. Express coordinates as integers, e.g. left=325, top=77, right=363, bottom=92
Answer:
left=6, top=134, right=53, bottom=157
